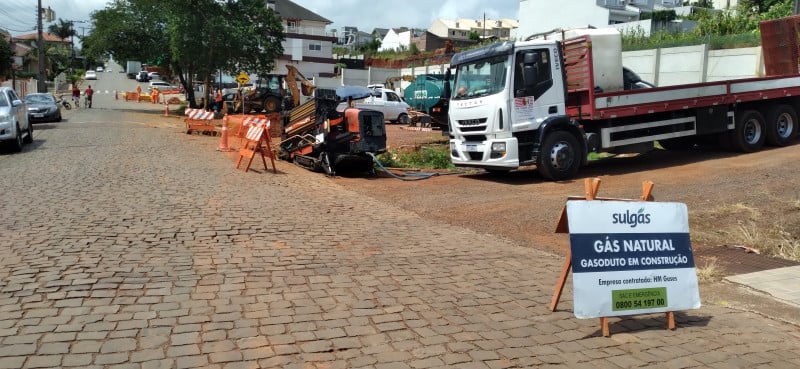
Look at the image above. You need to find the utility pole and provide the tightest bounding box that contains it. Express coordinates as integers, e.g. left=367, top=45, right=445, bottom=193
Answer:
left=37, top=0, right=47, bottom=92
left=795, top=0, right=800, bottom=14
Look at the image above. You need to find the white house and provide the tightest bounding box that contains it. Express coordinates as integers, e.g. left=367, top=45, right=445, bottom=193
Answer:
left=428, top=18, right=518, bottom=41
left=712, top=0, right=739, bottom=9
left=268, top=0, right=337, bottom=78
left=378, top=28, right=412, bottom=52
left=518, top=0, right=645, bottom=39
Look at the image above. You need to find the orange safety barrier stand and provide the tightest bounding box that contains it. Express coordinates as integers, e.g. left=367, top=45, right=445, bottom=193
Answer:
left=236, top=115, right=270, bottom=142
left=184, top=108, right=217, bottom=135
left=123, top=92, right=139, bottom=101
left=235, top=121, right=276, bottom=173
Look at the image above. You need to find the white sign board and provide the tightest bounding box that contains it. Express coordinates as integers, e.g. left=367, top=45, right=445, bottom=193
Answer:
left=566, top=200, right=701, bottom=319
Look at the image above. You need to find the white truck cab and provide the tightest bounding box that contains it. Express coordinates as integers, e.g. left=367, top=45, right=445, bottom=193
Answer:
left=448, top=40, right=579, bottom=178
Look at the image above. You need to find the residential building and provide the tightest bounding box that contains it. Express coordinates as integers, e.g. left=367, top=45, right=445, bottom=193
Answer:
left=335, top=26, right=375, bottom=51
left=10, top=32, right=71, bottom=77
left=372, top=28, right=390, bottom=42
left=518, top=0, right=643, bottom=39
left=410, top=31, right=476, bottom=52
left=378, top=28, right=412, bottom=52
left=712, top=0, right=738, bottom=9
left=428, top=18, right=518, bottom=42
left=268, top=0, right=337, bottom=78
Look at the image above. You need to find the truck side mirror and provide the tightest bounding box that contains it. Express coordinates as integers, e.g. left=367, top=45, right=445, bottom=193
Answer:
left=443, top=68, right=452, bottom=99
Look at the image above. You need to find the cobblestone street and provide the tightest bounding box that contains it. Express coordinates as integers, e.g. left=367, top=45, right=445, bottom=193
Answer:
left=1, top=103, right=799, bottom=368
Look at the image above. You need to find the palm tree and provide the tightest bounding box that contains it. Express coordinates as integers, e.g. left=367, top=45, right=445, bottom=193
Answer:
left=48, top=19, right=77, bottom=40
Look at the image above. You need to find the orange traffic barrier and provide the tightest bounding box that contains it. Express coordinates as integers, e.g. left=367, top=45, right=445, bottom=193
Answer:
left=236, top=115, right=270, bottom=143
left=184, top=108, right=217, bottom=135
left=124, top=92, right=139, bottom=101
left=217, top=115, right=233, bottom=152
left=235, top=120, right=276, bottom=173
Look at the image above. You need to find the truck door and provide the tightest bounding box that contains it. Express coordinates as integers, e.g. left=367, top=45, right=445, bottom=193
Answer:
left=511, top=47, right=565, bottom=130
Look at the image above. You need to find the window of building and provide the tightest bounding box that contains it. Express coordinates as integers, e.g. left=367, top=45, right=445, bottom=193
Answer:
left=287, top=20, right=297, bottom=31
left=308, top=43, right=321, bottom=51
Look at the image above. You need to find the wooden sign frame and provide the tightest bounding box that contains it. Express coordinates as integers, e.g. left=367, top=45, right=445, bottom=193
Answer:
left=550, top=178, right=674, bottom=337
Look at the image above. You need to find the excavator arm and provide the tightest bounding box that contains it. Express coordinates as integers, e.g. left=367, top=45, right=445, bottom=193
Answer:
left=285, top=65, right=317, bottom=107
left=385, top=75, right=416, bottom=91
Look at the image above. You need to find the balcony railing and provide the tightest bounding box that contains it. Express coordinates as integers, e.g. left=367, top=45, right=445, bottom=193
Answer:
left=284, top=25, right=336, bottom=38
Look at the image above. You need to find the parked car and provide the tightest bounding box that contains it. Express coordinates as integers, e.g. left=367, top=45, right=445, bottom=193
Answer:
left=148, top=72, right=161, bottom=80
left=85, top=70, right=97, bottom=80
left=339, top=87, right=411, bottom=123
left=23, top=93, right=61, bottom=123
left=623, top=67, right=656, bottom=90
left=0, top=87, right=32, bottom=152
left=136, top=71, right=150, bottom=82
left=148, top=81, right=177, bottom=92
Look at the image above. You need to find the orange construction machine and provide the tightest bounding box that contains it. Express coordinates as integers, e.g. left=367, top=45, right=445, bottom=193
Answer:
left=279, top=86, right=386, bottom=176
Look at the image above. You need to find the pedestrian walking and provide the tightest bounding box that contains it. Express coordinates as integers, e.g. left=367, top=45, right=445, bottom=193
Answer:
left=215, top=89, right=223, bottom=112
left=72, top=85, right=80, bottom=108
left=85, top=85, right=94, bottom=108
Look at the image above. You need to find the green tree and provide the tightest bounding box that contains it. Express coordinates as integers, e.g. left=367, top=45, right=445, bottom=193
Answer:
left=0, top=36, right=13, bottom=79
left=468, top=31, right=480, bottom=41
left=358, top=38, right=381, bottom=56
left=83, top=0, right=285, bottom=108
left=739, top=0, right=785, bottom=12
left=48, top=19, right=78, bottom=40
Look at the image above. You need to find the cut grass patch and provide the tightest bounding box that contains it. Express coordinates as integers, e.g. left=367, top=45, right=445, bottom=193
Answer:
left=691, top=198, right=800, bottom=262
left=376, top=144, right=455, bottom=170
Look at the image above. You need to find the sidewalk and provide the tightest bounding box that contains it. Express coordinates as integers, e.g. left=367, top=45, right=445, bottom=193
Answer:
left=727, top=266, right=800, bottom=307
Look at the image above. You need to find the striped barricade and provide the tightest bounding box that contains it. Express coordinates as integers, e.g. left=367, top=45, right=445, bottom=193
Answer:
left=184, top=108, right=217, bottom=135
left=235, top=120, right=276, bottom=173
left=236, top=115, right=270, bottom=143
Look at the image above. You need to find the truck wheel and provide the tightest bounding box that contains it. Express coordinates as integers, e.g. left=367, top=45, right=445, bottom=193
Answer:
left=731, top=110, right=765, bottom=152
left=537, top=130, right=581, bottom=181
left=765, top=104, right=798, bottom=146
left=264, top=97, right=280, bottom=113
left=397, top=113, right=409, bottom=124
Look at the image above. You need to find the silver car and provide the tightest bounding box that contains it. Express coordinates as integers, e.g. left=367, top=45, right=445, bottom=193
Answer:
left=0, top=87, right=32, bottom=152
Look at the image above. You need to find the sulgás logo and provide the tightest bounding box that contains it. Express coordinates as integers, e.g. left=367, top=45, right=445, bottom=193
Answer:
left=612, top=208, right=651, bottom=228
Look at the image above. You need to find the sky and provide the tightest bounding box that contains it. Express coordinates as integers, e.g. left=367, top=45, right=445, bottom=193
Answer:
left=0, top=0, right=520, bottom=37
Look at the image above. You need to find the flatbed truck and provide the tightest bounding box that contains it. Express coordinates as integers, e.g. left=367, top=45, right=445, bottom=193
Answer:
left=446, top=27, right=799, bottom=180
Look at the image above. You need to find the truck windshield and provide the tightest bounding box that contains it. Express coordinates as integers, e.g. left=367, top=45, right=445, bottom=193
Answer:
left=452, top=55, right=509, bottom=100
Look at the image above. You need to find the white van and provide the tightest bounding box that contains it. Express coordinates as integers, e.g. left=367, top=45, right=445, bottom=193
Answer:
left=342, top=87, right=411, bottom=124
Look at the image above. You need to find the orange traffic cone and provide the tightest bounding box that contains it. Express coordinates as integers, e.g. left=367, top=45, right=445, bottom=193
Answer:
left=217, top=115, right=232, bottom=152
